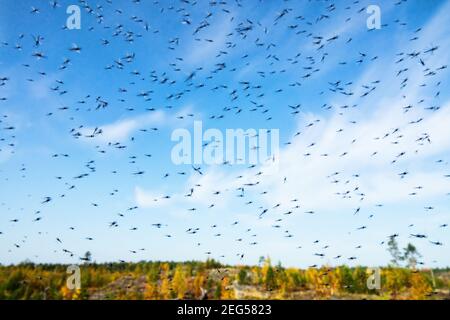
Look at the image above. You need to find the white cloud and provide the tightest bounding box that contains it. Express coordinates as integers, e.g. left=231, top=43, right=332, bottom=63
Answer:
left=80, top=104, right=199, bottom=144
left=133, top=90, right=450, bottom=215
left=134, top=186, right=165, bottom=208
left=98, top=111, right=165, bottom=142
left=184, top=14, right=234, bottom=66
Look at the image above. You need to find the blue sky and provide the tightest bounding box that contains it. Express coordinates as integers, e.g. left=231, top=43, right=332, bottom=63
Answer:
left=0, top=0, right=449, bottom=268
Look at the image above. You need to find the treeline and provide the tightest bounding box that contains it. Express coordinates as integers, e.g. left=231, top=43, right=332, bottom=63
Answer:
left=0, top=258, right=448, bottom=300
